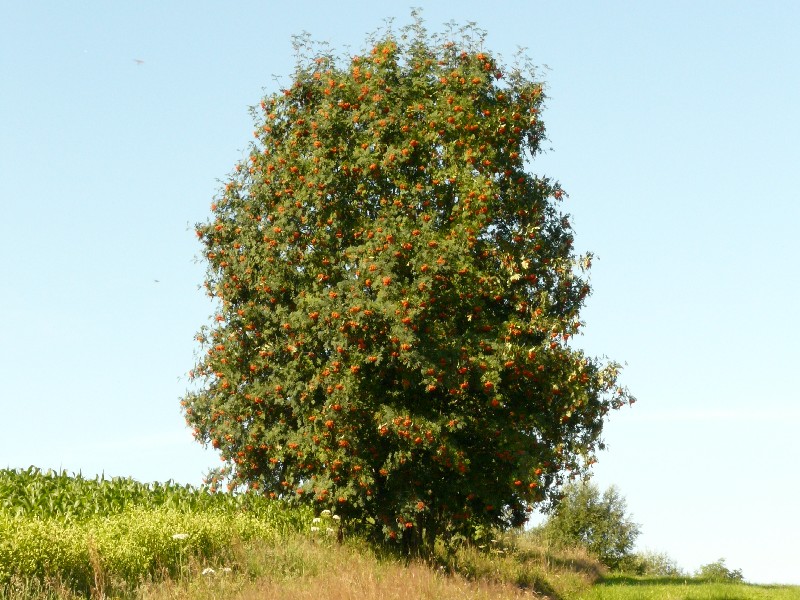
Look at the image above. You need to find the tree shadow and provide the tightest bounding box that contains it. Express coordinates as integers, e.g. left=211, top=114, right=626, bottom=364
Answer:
left=599, top=575, right=706, bottom=587
left=508, top=550, right=604, bottom=599
left=512, top=549, right=605, bottom=582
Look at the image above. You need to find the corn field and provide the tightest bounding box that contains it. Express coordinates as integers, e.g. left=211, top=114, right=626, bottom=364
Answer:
left=0, top=466, right=313, bottom=597
left=0, top=466, right=294, bottom=522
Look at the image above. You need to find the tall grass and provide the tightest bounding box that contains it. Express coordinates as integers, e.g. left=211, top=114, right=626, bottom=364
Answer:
left=4, top=467, right=797, bottom=600
left=139, top=535, right=598, bottom=600
left=438, top=531, right=603, bottom=598
left=0, top=467, right=312, bottom=598
left=0, top=465, right=602, bottom=599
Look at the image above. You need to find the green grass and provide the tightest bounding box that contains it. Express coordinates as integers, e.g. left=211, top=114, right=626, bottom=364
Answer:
left=576, top=574, right=800, bottom=600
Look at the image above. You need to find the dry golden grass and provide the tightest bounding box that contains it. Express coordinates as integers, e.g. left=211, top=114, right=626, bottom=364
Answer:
left=144, top=555, right=534, bottom=600
left=139, top=534, right=601, bottom=600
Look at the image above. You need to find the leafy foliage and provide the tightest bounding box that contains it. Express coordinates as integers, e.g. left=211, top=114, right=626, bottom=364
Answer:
left=619, top=550, right=684, bottom=577
left=184, top=15, right=633, bottom=549
left=538, top=481, right=640, bottom=569
left=695, top=558, right=744, bottom=583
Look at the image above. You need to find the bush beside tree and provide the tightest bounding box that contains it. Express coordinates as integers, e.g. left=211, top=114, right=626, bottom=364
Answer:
left=696, top=558, right=744, bottom=582
left=619, top=550, right=684, bottom=577
left=538, top=481, right=640, bottom=570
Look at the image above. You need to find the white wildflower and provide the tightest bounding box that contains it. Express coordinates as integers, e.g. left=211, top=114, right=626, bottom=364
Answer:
left=321, top=509, right=331, bottom=517
left=310, top=526, right=320, bottom=533
left=312, top=517, right=321, bottom=524
left=332, top=514, right=341, bottom=521
left=201, top=567, right=215, bottom=576
left=172, top=533, right=189, bottom=540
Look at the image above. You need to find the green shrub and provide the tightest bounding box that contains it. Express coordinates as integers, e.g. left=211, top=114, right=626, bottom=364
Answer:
left=618, top=550, right=684, bottom=577
left=537, top=481, right=640, bottom=570
left=695, top=558, right=744, bottom=582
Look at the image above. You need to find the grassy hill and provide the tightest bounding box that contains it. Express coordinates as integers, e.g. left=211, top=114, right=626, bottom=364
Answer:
left=1, top=467, right=797, bottom=600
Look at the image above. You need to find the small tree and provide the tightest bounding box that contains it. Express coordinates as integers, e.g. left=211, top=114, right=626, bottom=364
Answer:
left=539, top=481, right=640, bottom=569
left=696, top=559, right=744, bottom=583
left=183, top=15, right=633, bottom=550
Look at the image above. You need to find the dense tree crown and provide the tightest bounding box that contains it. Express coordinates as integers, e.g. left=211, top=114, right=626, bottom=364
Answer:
left=183, top=20, right=632, bottom=547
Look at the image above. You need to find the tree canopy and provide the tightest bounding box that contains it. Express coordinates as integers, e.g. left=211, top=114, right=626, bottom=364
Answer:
left=183, top=16, right=633, bottom=549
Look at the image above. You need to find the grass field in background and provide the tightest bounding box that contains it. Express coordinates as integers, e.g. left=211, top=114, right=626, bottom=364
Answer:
left=576, top=574, right=800, bottom=600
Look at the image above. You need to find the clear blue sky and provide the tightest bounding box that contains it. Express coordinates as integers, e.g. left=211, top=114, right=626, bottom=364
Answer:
left=2, top=0, right=798, bottom=585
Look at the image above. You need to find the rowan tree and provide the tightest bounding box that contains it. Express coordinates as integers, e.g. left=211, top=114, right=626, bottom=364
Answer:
left=183, top=17, right=633, bottom=550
